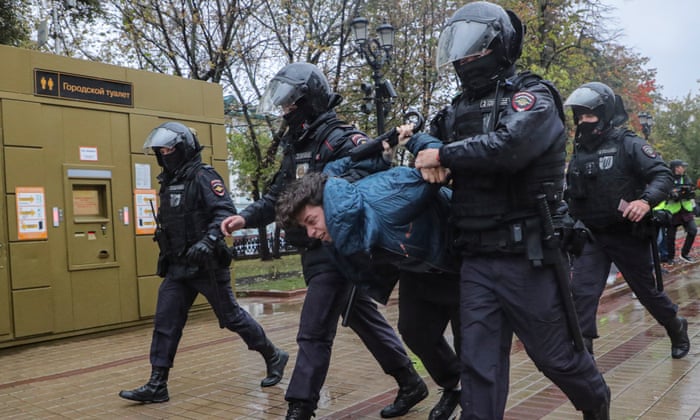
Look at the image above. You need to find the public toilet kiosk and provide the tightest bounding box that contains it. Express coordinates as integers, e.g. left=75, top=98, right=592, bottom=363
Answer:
left=0, top=44, right=229, bottom=348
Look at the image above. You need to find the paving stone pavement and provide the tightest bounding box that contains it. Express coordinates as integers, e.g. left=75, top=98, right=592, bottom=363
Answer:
left=0, top=253, right=699, bottom=419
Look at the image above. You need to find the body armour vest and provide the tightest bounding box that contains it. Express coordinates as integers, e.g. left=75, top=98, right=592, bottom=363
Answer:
left=567, top=129, right=647, bottom=231
left=445, top=74, right=567, bottom=231
left=158, top=162, right=211, bottom=259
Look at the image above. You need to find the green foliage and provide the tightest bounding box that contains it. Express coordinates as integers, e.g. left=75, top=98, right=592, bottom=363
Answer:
left=650, top=95, right=700, bottom=179
left=227, top=125, right=281, bottom=198
left=0, top=0, right=30, bottom=46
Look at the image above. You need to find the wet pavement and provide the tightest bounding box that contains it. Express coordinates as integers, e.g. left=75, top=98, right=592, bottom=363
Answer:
left=0, top=255, right=699, bottom=419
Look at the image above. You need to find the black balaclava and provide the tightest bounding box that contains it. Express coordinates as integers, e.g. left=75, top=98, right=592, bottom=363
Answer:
left=158, top=144, right=187, bottom=174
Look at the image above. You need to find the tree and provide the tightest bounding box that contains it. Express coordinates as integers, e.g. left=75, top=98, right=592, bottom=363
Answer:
left=0, top=0, right=30, bottom=46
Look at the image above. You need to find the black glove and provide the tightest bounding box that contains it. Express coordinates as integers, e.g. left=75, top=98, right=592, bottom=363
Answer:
left=186, top=234, right=217, bottom=265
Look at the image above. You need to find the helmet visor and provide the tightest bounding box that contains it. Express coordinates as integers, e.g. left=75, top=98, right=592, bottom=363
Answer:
left=436, top=20, right=499, bottom=70
left=258, top=78, right=306, bottom=116
left=564, top=86, right=606, bottom=110
left=143, top=127, right=181, bottom=154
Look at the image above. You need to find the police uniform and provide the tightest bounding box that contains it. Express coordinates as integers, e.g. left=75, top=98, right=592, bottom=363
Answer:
left=151, top=160, right=275, bottom=367
left=567, top=128, right=682, bottom=349
left=431, top=72, right=609, bottom=417
left=661, top=165, right=697, bottom=262
left=238, top=110, right=413, bottom=411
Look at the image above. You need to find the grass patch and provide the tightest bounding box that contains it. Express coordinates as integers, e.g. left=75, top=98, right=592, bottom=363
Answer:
left=233, top=254, right=305, bottom=291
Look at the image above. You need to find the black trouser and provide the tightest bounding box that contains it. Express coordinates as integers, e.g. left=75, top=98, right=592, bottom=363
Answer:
left=459, top=254, right=608, bottom=419
left=150, top=265, right=270, bottom=368
left=398, top=271, right=461, bottom=390
left=285, top=269, right=411, bottom=408
left=572, top=231, right=679, bottom=341
left=666, top=218, right=697, bottom=260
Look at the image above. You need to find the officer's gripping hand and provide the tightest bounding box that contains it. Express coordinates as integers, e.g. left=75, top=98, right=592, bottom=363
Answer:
left=221, top=215, right=245, bottom=237
left=186, top=234, right=217, bottom=265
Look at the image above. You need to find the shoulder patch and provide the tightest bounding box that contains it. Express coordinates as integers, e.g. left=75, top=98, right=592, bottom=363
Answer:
left=641, top=144, right=657, bottom=158
left=351, top=134, right=368, bottom=146
left=511, top=91, right=536, bottom=112
left=210, top=179, right=226, bottom=197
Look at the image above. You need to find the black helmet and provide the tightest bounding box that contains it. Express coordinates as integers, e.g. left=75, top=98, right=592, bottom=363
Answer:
left=564, top=82, right=617, bottom=130
left=258, top=63, right=333, bottom=126
left=669, top=159, right=688, bottom=170
left=143, top=121, right=202, bottom=172
left=436, top=1, right=524, bottom=96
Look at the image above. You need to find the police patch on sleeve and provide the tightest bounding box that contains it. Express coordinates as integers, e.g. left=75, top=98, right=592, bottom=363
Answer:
left=351, top=134, right=368, bottom=146
left=641, top=144, right=657, bottom=158
left=210, top=179, right=226, bottom=197
left=511, top=91, right=536, bottom=112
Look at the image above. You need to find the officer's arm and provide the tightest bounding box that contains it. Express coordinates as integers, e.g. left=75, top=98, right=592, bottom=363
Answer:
left=238, top=153, right=294, bottom=227
left=438, top=84, right=565, bottom=173
left=627, top=138, right=673, bottom=207
left=199, top=169, right=237, bottom=238
left=330, top=131, right=391, bottom=182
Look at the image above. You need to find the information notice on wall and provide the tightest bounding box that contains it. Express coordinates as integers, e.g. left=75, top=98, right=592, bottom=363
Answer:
left=16, top=187, right=48, bottom=240
left=134, top=189, right=157, bottom=235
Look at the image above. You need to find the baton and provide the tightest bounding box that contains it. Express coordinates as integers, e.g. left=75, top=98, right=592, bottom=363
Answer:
left=349, top=110, right=424, bottom=162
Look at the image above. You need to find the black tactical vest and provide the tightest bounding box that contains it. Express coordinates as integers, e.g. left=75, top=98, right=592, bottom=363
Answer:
left=446, top=73, right=567, bottom=231
left=158, top=162, right=211, bottom=258
left=567, top=129, right=644, bottom=230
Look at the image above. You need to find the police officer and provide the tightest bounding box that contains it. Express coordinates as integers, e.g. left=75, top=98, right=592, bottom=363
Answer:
left=412, top=2, right=611, bottom=418
left=119, top=122, right=288, bottom=403
left=565, top=83, right=691, bottom=360
left=220, top=63, right=425, bottom=420
left=659, top=160, right=697, bottom=263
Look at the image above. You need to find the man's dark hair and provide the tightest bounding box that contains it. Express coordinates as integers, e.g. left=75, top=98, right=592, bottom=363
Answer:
left=276, top=172, right=328, bottom=228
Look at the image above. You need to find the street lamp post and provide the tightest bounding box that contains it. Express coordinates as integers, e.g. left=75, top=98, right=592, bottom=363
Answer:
left=638, top=111, right=654, bottom=140
left=350, top=17, right=396, bottom=134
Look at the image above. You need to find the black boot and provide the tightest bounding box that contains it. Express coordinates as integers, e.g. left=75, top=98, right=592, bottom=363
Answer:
left=261, top=345, right=289, bottom=387
left=429, top=388, right=460, bottom=420
left=666, top=316, right=690, bottom=359
left=285, top=400, right=315, bottom=420
left=118, top=366, right=169, bottom=403
left=582, top=385, right=610, bottom=420
left=380, top=363, right=428, bottom=418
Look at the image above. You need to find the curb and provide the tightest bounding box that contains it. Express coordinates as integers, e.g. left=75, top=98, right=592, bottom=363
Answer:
left=235, top=288, right=307, bottom=298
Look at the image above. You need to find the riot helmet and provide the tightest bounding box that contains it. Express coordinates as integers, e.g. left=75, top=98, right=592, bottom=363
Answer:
left=143, top=121, right=202, bottom=173
left=258, top=63, right=334, bottom=131
left=564, top=82, right=618, bottom=146
left=669, top=159, right=688, bottom=173
left=436, top=1, right=524, bottom=97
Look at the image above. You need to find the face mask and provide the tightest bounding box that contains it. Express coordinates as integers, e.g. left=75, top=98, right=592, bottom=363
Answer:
left=454, top=53, right=503, bottom=98
left=160, top=147, right=186, bottom=173
left=283, top=108, right=308, bottom=135
left=575, top=122, right=600, bottom=146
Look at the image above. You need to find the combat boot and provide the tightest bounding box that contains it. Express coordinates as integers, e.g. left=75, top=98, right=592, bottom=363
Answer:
left=118, top=366, right=169, bottom=403
left=380, top=363, right=429, bottom=418
left=285, top=400, right=315, bottom=420
left=666, top=316, right=690, bottom=359
left=582, top=385, right=610, bottom=420
left=260, top=343, right=289, bottom=387
left=428, top=388, right=460, bottom=420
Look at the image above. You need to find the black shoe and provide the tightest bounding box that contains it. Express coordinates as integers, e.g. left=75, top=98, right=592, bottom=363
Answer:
left=261, top=347, right=289, bottom=387
left=380, top=378, right=429, bottom=418
left=118, top=366, right=170, bottom=403
left=583, top=385, right=610, bottom=420
left=680, top=254, right=695, bottom=263
left=429, top=388, right=460, bottom=420
left=286, top=401, right=315, bottom=420
left=667, top=317, right=690, bottom=359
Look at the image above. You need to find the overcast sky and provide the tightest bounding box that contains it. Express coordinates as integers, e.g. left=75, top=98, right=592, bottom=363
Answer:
left=603, top=0, right=699, bottom=100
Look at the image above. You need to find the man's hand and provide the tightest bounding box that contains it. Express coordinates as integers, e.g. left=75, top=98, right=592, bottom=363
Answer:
left=221, top=215, right=245, bottom=236
left=396, top=123, right=415, bottom=146
left=415, top=148, right=441, bottom=169
left=623, top=199, right=651, bottom=223
left=420, top=167, right=451, bottom=184
left=186, top=235, right=216, bottom=265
